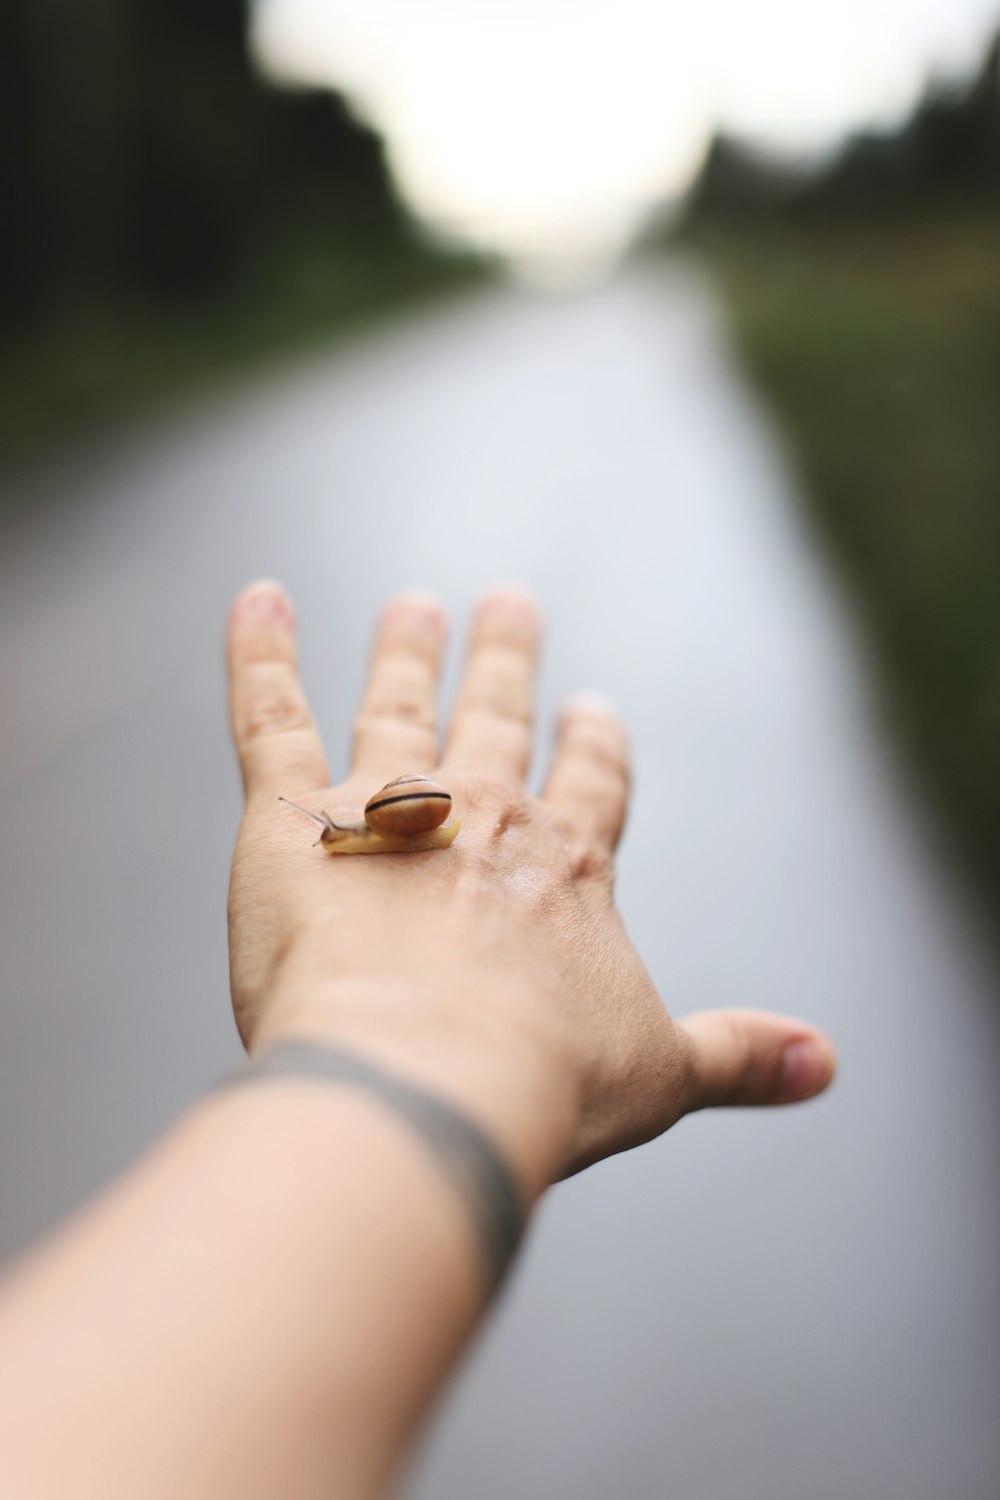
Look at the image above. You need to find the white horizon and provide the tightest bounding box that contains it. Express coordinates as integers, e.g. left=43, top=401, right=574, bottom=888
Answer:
left=253, top=0, right=1000, bottom=272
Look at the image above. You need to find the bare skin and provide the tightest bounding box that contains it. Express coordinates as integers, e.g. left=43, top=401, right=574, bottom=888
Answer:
left=0, top=582, right=835, bottom=1499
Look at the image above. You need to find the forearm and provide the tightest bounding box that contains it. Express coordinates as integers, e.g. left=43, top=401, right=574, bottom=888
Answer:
left=0, top=998, right=572, bottom=1500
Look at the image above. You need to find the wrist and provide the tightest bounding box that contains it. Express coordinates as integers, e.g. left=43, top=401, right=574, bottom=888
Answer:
left=251, top=974, right=579, bottom=1202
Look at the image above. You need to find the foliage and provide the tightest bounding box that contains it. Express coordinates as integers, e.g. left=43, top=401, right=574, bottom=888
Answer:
left=686, top=35, right=1000, bottom=231
left=704, top=224, right=1000, bottom=913
left=676, top=33, right=1000, bottom=919
left=0, top=0, right=484, bottom=463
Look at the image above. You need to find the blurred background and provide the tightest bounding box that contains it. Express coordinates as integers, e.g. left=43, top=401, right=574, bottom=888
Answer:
left=1, top=3, right=999, bottom=1497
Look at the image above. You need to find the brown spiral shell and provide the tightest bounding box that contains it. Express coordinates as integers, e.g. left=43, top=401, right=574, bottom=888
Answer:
left=363, top=775, right=453, bottom=837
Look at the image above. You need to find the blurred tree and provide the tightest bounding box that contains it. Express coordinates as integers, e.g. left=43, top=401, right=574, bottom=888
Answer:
left=1, top=0, right=132, bottom=321
left=257, top=90, right=405, bottom=246
left=683, top=135, right=804, bottom=227
left=0, top=0, right=409, bottom=319
left=0, top=4, right=43, bottom=323
left=904, top=33, right=1000, bottom=201
left=682, top=30, right=1000, bottom=229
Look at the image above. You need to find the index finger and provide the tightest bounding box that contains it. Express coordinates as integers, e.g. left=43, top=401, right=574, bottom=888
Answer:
left=227, top=581, right=329, bottom=803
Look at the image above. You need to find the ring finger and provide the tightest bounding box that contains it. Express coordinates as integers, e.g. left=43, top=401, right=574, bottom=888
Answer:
left=543, top=694, right=631, bottom=853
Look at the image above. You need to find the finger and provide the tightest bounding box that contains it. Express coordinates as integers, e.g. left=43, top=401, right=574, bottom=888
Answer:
left=351, top=593, right=448, bottom=781
left=227, top=580, right=329, bottom=804
left=676, top=1009, right=837, bottom=1112
left=543, top=694, right=630, bottom=853
left=442, top=588, right=542, bottom=779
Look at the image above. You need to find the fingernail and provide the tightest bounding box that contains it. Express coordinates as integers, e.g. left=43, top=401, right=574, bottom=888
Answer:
left=385, top=591, right=448, bottom=635
left=238, top=580, right=292, bottom=622
left=478, top=588, right=542, bottom=633
left=562, top=691, right=620, bottom=719
left=779, top=1038, right=832, bottom=1098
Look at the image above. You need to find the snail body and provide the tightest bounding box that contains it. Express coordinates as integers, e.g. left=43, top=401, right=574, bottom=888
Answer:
left=280, top=775, right=459, bottom=856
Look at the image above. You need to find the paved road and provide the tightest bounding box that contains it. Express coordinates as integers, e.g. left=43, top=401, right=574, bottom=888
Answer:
left=1, top=267, right=998, bottom=1498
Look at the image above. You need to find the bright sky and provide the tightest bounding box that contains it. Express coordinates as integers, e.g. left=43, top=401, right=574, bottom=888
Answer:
left=253, top=0, right=1000, bottom=272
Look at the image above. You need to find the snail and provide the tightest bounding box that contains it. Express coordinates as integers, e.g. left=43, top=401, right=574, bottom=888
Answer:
left=280, top=774, right=460, bottom=855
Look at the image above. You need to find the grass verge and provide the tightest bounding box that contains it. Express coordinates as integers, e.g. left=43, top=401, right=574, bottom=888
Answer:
left=693, top=219, right=1000, bottom=921
left=0, top=243, right=489, bottom=476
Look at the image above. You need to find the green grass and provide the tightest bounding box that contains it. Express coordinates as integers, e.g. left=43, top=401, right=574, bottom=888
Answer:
left=692, top=219, right=1000, bottom=920
left=0, top=242, right=489, bottom=475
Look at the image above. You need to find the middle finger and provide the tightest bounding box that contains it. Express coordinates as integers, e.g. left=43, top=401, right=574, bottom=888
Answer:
left=442, top=589, right=542, bottom=780
left=351, top=593, right=448, bottom=781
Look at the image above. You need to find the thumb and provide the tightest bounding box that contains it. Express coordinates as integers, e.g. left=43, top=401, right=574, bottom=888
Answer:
left=676, top=1008, right=837, bottom=1111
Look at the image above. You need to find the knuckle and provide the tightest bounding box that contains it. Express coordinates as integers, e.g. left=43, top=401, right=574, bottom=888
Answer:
left=568, top=838, right=614, bottom=885
left=234, top=637, right=295, bottom=670
left=358, top=655, right=437, bottom=728
left=541, top=805, right=577, bottom=844
left=241, top=687, right=311, bottom=742
left=568, top=731, right=630, bottom=782
left=458, top=772, right=527, bottom=819
left=459, top=695, right=533, bottom=727
left=355, top=699, right=435, bottom=731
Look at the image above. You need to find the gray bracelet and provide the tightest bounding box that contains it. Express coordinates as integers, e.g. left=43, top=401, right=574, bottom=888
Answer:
left=220, top=1039, right=525, bottom=1293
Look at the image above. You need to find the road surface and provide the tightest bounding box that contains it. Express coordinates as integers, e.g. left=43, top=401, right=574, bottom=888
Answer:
left=1, top=265, right=998, bottom=1498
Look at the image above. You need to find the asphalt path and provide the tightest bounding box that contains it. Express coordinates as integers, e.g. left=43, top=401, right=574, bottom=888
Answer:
left=1, top=265, right=998, bottom=1498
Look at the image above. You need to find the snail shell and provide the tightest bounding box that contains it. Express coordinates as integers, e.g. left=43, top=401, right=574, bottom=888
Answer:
left=363, top=775, right=453, bottom=837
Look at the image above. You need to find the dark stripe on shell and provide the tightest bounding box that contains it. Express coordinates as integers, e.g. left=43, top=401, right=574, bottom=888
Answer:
left=366, top=790, right=452, bottom=812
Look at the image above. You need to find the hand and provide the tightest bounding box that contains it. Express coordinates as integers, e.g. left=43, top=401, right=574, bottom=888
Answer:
left=226, top=581, right=835, bottom=1189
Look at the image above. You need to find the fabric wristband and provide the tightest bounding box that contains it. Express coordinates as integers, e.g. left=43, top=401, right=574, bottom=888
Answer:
left=219, top=1038, right=526, bottom=1293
